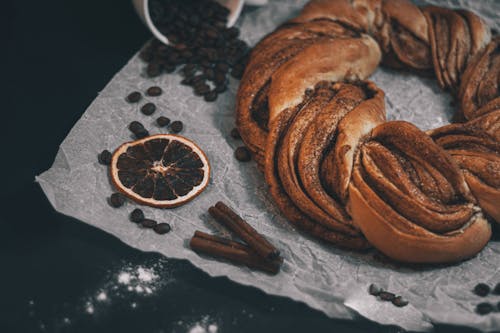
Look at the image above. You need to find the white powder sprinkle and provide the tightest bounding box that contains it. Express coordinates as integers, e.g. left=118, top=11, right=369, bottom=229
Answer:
left=188, top=324, right=206, bottom=333
left=186, top=316, right=219, bottom=333
left=78, top=261, right=169, bottom=318
left=85, top=303, right=94, bottom=314
left=137, top=267, right=156, bottom=282
left=118, top=272, right=131, bottom=284
left=96, top=291, right=107, bottom=301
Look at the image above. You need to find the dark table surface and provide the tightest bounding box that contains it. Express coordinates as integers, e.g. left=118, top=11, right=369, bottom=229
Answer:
left=0, top=1, right=485, bottom=332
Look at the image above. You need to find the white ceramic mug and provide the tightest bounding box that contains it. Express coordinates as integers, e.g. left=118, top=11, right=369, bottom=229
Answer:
left=132, top=0, right=246, bottom=45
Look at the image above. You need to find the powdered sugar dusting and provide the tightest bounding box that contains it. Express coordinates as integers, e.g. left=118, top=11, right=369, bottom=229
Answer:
left=185, top=316, right=219, bottom=333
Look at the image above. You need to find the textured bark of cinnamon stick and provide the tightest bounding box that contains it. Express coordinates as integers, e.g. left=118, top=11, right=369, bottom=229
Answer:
left=189, top=231, right=281, bottom=274
left=209, top=202, right=281, bottom=260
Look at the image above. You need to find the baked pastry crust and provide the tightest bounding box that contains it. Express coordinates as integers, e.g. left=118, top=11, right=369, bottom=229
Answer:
left=235, top=0, right=499, bottom=263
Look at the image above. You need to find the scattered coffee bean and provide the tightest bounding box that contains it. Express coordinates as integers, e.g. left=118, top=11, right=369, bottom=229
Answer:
left=368, top=284, right=381, bottom=296
left=230, top=128, right=240, bottom=140
left=135, top=128, right=150, bottom=139
left=126, top=91, right=142, bottom=103
left=204, top=90, right=218, bottom=102
left=492, top=283, right=500, bottom=295
left=378, top=291, right=396, bottom=301
left=98, top=150, right=112, bottom=165
left=170, top=120, right=183, bottom=133
left=235, top=146, right=251, bottom=162
left=129, top=121, right=145, bottom=133
left=141, top=218, right=157, bottom=228
left=156, top=116, right=171, bottom=127
left=130, top=208, right=145, bottom=223
left=110, top=192, right=126, bottom=208
left=153, top=222, right=172, bottom=234
left=141, top=102, right=157, bottom=115
left=476, top=302, right=494, bottom=315
left=146, top=86, right=162, bottom=96
left=474, top=283, right=490, bottom=297
left=392, top=296, right=409, bottom=307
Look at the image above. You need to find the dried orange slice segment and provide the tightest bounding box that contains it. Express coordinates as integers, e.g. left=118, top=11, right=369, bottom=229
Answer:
left=110, top=134, right=210, bottom=208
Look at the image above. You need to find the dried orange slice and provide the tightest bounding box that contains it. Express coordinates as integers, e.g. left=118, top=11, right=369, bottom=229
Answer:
left=110, top=134, right=210, bottom=208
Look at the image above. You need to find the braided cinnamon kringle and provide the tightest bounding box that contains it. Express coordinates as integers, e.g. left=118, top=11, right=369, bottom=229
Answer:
left=235, top=0, right=499, bottom=263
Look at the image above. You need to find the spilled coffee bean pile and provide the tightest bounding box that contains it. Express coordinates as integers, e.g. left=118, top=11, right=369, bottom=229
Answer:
left=368, top=284, right=409, bottom=308
left=140, top=0, right=251, bottom=102
left=229, top=127, right=251, bottom=162
left=130, top=208, right=172, bottom=235
left=473, top=282, right=500, bottom=315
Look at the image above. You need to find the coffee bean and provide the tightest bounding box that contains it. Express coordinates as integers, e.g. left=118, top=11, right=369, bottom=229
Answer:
left=474, top=283, right=490, bottom=297
left=476, top=302, right=494, bottom=315
left=195, top=84, right=211, bottom=96
left=156, top=116, right=171, bottom=127
left=181, top=77, right=194, bottom=86
left=174, top=43, right=188, bottom=51
left=126, top=91, right=142, bottom=103
left=110, top=192, right=126, bottom=208
left=368, top=284, right=381, bottom=296
left=214, top=71, right=227, bottom=84
left=230, top=128, right=240, bottom=140
left=146, top=86, right=162, bottom=97
left=182, top=64, right=197, bottom=76
left=170, top=120, right=183, bottom=133
left=225, top=27, right=239, bottom=39
left=493, top=283, right=500, bottom=295
left=141, top=102, right=157, bottom=116
left=204, top=90, right=218, bottom=102
left=135, top=129, right=150, bottom=139
left=392, top=296, right=409, bottom=307
left=98, top=150, right=112, bottom=165
left=129, top=121, right=145, bottom=133
left=204, top=68, right=215, bottom=80
left=146, top=63, right=162, bottom=77
left=192, top=74, right=206, bottom=84
left=141, top=218, right=157, bottom=228
left=215, top=84, right=227, bottom=93
left=216, top=62, right=229, bottom=73
left=130, top=208, right=145, bottom=223
left=153, top=222, right=172, bottom=234
left=140, top=49, right=153, bottom=62
left=164, top=64, right=176, bottom=73
left=235, top=146, right=251, bottom=162
left=378, top=291, right=396, bottom=301
left=206, top=29, right=218, bottom=39
left=231, top=65, right=244, bottom=79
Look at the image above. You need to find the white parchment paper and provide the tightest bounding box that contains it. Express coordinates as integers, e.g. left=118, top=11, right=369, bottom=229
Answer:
left=37, top=1, right=500, bottom=331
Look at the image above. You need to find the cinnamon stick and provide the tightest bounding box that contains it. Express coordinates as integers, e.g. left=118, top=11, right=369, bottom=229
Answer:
left=189, top=231, right=281, bottom=274
left=209, top=202, right=280, bottom=260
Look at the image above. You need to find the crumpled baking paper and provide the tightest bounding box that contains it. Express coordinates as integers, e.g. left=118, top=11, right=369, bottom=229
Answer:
left=36, top=0, right=500, bottom=331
